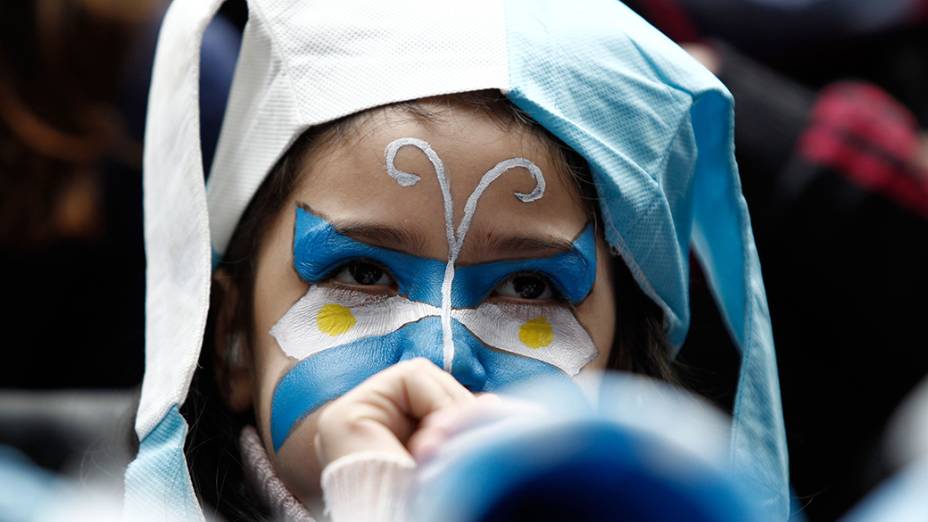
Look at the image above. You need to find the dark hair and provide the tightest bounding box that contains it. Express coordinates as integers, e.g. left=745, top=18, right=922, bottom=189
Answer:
left=183, top=91, right=674, bottom=519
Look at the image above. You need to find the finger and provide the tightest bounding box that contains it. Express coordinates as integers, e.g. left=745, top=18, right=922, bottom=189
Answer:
left=315, top=359, right=476, bottom=466
left=409, top=394, right=499, bottom=461
left=395, top=358, right=474, bottom=420
left=314, top=406, right=409, bottom=466
left=413, top=358, right=475, bottom=406
left=332, top=359, right=471, bottom=440
left=409, top=394, right=542, bottom=462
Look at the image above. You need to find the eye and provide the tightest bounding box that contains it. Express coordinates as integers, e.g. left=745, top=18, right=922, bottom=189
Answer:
left=332, top=260, right=395, bottom=287
left=494, top=273, right=556, bottom=301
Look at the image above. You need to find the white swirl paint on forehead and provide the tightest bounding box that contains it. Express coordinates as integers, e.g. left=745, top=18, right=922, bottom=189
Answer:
left=384, top=137, right=546, bottom=370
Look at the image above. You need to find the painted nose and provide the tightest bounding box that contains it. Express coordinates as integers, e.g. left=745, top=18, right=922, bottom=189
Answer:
left=394, top=316, right=489, bottom=392
left=447, top=319, right=489, bottom=392
left=396, top=316, right=446, bottom=368
left=450, top=318, right=569, bottom=394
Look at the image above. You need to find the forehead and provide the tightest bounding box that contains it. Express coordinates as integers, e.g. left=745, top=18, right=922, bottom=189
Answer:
left=289, top=104, right=590, bottom=262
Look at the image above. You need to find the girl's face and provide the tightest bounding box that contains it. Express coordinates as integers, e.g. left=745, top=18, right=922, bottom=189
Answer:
left=237, top=103, right=617, bottom=502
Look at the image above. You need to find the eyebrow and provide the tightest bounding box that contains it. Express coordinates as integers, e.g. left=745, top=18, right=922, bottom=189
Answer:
left=330, top=218, right=577, bottom=262
left=329, top=220, right=431, bottom=256
left=300, top=202, right=580, bottom=262
left=461, top=232, right=576, bottom=263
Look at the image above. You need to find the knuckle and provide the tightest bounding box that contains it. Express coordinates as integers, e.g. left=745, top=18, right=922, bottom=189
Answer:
left=316, top=404, right=340, bottom=433
left=405, top=357, right=435, bottom=371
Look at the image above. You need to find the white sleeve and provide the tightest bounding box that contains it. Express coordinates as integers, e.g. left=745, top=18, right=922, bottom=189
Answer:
left=321, top=451, right=416, bottom=522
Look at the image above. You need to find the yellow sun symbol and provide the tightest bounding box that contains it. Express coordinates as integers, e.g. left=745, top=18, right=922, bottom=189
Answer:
left=519, top=316, right=554, bottom=349
left=316, top=303, right=356, bottom=336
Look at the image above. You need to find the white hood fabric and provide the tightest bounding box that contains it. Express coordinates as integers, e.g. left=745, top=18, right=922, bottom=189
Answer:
left=126, top=0, right=790, bottom=519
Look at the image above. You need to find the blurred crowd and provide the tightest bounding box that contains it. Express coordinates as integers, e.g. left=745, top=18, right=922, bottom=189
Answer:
left=1, top=0, right=926, bottom=520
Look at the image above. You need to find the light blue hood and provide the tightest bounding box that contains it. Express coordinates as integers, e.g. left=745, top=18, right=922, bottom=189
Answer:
left=505, top=0, right=788, bottom=515
left=127, top=0, right=788, bottom=519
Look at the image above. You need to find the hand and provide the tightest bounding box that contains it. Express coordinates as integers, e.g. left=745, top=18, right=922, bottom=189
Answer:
left=408, top=393, right=544, bottom=462
left=314, top=358, right=475, bottom=468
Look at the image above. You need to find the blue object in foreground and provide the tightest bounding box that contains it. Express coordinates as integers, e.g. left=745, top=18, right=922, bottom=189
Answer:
left=417, top=420, right=764, bottom=522
left=413, top=373, right=768, bottom=522
left=415, top=419, right=764, bottom=522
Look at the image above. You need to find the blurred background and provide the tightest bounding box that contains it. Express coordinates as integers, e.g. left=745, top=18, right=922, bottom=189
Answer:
left=1, top=0, right=925, bottom=520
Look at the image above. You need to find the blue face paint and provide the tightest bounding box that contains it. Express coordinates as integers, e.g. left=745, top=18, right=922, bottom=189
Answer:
left=452, top=223, right=597, bottom=308
left=274, top=157, right=599, bottom=451
left=294, top=205, right=447, bottom=306
left=270, top=316, right=566, bottom=451
left=293, top=206, right=597, bottom=308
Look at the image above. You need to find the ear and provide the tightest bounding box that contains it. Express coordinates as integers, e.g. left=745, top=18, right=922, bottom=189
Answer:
left=212, top=269, right=254, bottom=413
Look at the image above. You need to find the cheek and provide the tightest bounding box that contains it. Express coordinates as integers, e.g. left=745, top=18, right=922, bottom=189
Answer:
left=249, top=210, right=326, bottom=499
left=269, top=405, right=327, bottom=501
left=253, top=297, right=332, bottom=502
left=575, top=242, right=616, bottom=371
left=253, top=288, right=328, bottom=501
left=251, top=206, right=304, bottom=427
left=244, top=211, right=613, bottom=498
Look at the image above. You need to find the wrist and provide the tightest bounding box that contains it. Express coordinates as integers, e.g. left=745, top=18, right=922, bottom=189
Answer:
left=322, top=451, right=416, bottom=522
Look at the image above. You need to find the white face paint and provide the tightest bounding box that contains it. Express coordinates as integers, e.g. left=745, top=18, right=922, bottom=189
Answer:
left=266, top=136, right=599, bottom=451
left=383, top=137, right=547, bottom=371
left=270, top=285, right=440, bottom=362
left=452, top=303, right=597, bottom=376
left=272, top=285, right=597, bottom=377
left=271, top=137, right=597, bottom=375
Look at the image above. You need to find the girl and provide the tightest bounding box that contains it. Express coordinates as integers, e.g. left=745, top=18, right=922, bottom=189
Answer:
left=126, top=0, right=789, bottom=520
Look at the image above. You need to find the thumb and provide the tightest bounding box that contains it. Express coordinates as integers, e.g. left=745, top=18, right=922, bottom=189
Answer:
left=315, top=358, right=474, bottom=466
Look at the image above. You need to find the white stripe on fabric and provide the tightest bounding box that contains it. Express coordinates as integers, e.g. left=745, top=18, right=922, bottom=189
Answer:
left=136, top=0, right=225, bottom=441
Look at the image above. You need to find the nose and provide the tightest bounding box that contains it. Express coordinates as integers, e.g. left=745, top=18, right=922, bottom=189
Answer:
left=395, top=316, right=564, bottom=393
left=449, top=318, right=568, bottom=393
left=448, top=320, right=489, bottom=392
left=394, top=316, right=489, bottom=392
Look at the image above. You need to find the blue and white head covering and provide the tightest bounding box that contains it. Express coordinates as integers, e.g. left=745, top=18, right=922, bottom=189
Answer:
left=126, top=0, right=789, bottom=519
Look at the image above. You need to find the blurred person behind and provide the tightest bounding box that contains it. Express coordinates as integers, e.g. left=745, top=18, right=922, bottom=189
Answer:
left=0, top=0, right=240, bottom=389
left=0, top=0, right=153, bottom=246
left=0, top=0, right=240, bottom=484
left=0, top=0, right=157, bottom=391
left=628, top=1, right=928, bottom=520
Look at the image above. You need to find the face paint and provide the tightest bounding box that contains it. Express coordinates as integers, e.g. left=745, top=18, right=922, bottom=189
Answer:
left=268, top=284, right=583, bottom=450
left=270, top=286, right=441, bottom=361
left=452, top=303, right=596, bottom=375
left=385, top=137, right=546, bottom=370
left=292, top=206, right=597, bottom=308
left=269, top=138, right=600, bottom=451
left=452, top=223, right=596, bottom=307
left=292, top=207, right=448, bottom=306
